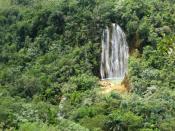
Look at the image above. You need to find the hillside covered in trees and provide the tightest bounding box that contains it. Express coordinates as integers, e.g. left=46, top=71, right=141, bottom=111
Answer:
left=0, top=0, right=175, bottom=130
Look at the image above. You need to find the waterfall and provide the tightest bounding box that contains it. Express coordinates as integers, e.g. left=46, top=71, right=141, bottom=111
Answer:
left=100, top=24, right=129, bottom=80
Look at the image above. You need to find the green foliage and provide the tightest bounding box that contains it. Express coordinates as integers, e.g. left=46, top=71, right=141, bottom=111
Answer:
left=0, top=0, right=175, bottom=130
left=80, top=115, right=107, bottom=130
left=159, top=119, right=175, bottom=131
left=57, top=119, right=89, bottom=131
left=70, top=74, right=98, bottom=91
left=0, top=0, right=11, bottom=9
left=0, top=95, right=58, bottom=129
left=11, top=0, right=33, bottom=6
left=17, top=122, right=59, bottom=131
left=104, top=110, right=143, bottom=131
left=12, top=74, right=42, bottom=98
left=115, top=0, right=175, bottom=48
left=129, top=36, right=175, bottom=94
left=71, top=105, right=104, bottom=121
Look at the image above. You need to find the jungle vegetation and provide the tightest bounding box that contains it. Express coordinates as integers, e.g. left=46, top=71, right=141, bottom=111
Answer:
left=0, top=0, right=175, bottom=130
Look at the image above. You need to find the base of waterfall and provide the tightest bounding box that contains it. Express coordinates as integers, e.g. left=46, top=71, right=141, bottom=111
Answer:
left=101, top=77, right=124, bottom=84
left=99, top=78, right=128, bottom=94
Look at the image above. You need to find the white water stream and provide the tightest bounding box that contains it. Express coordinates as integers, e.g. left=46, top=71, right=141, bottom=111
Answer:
left=100, top=24, right=129, bottom=80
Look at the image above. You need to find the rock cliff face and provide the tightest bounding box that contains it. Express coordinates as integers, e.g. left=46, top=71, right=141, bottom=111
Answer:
left=99, top=79, right=128, bottom=94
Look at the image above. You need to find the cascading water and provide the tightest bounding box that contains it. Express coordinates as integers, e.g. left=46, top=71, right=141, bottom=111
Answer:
left=100, top=23, right=129, bottom=80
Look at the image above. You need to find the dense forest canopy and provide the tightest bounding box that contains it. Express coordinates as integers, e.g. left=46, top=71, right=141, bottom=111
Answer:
left=0, top=0, right=175, bottom=130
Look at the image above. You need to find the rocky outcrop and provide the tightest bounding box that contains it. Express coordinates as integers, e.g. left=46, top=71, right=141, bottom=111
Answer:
left=99, top=80, right=128, bottom=94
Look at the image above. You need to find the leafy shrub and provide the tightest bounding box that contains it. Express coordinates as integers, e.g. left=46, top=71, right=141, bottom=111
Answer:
left=80, top=115, right=107, bottom=130
left=11, top=0, right=34, bottom=6
left=104, top=110, right=143, bottom=131
left=0, top=96, right=58, bottom=129
left=12, top=74, right=42, bottom=98
left=71, top=105, right=104, bottom=121
left=70, top=74, right=98, bottom=91
left=129, top=36, right=175, bottom=94
left=17, top=122, right=59, bottom=131
left=57, top=118, right=89, bottom=131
